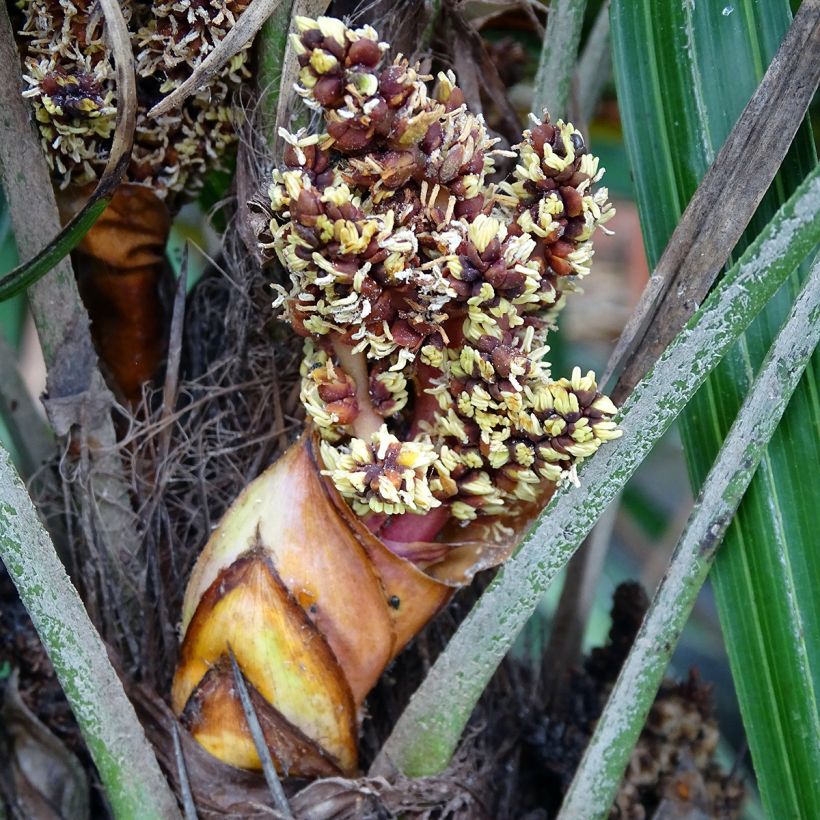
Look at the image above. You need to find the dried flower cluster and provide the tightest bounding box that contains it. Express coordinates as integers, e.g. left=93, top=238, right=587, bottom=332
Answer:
left=529, top=584, right=744, bottom=818
left=15, top=0, right=249, bottom=199
left=614, top=673, right=744, bottom=818
left=257, top=16, right=619, bottom=539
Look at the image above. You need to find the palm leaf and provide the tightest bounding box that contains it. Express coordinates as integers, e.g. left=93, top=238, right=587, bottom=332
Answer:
left=560, top=258, right=820, bottom=817
left=610, top=0, right=819, bottom=814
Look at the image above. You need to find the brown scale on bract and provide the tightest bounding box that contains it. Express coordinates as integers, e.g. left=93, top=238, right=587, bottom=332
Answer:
left=16, top=0, right=248, bottom=199
left=257, top=16, right=619, bottom=532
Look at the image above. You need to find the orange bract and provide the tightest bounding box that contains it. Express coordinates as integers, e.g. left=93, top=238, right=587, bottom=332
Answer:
left=64, top=184, right=170, bottom=402
left=172, top=433, right=539, bottom=774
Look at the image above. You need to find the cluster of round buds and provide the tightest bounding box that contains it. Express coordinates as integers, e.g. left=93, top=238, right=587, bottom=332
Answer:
left=425, top=364, right=620, bottom=521
left=258, top=16, right=621, bottom=538
left=135, top=1, right=252, bottom=88
left=18, top=0, right=121, bottom=185
left=320, top=427, right=440, bottom=518
left=501, top=114, right=616, bottom=281
left=291, top=16, right=500, bottom=204
left=299, top=340, right=359, bottom=442
left=15, top=0, right=248, bottom=199
left=291, top=17, right=443, bottom=157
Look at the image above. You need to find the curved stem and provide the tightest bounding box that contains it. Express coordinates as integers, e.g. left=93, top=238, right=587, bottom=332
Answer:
left=0, top=443, right=181, bottom=820
left=559, top=258, right=820, bottom=819
left=330, top=338, right=383, bottom=439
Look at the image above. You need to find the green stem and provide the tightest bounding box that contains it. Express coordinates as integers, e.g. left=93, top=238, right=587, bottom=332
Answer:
left=558, top=257, right=820, bottom=819
left=331, top=339, right=384, bottom=439
left=0, top=443, right=181, bottom=820
left=0, top=0, right=144, bottom=644
left=0, top=198, right=109, bottom=302
left=372, top=167, right=820, bottom=777
left=574, top=0, right=610, bottom=127
left=258, top=0, right=296, bottom=148
left=533, top=0, right=587, bottom=119
left=0, top=333, right=54, bottom=480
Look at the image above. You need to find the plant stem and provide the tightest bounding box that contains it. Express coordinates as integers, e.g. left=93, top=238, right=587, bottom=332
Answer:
left=0, top=333, right=54, bottom=481
left=537, top=0, right=611, bottom=698
left=269, top=0, right=329, bottom=140
left=258, top=0, right=296, bottom=148
left=421, top=0, right=442, bottom=52
left=0, top=1, right=144, bottom=651
left=559, top=256, right=820, bottom=819
left=574, top=0, right=610, bottom=128
left=533, top=0, right=587, bottom=119
left=331, top=339, right=383, bottom=439
left=372, top=167, right=820, bottom=777
left=0, top=443, right=181, bottom=820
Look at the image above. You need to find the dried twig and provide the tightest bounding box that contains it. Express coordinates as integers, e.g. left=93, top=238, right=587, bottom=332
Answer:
left=443, top=1, right=522, bottom=143
left=229, top=648, right=293, bottom=818
left=172, top=724, right=199, bottom=820
left=158, top=246, right=188, bottom=468
left=149, top=0, right=287, bottom=118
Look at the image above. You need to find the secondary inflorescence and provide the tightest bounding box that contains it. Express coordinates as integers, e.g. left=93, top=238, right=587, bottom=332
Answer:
left=15, top=0, right=250, bottom=200
left=256, top=16, right=620, bottom=537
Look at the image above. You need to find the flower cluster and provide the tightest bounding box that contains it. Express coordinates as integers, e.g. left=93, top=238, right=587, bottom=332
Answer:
left=320, top=426, right=440, bottom=518
left=15, top=0, right=249, bottom=199
left=256, top=16, right=619, bottom=539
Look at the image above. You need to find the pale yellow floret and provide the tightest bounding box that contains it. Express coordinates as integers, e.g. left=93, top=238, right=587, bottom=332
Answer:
left=467, top=214, right=505, bottom=253
left=316, top=16, right=347, bottom=44
left=420, top=344, right=445, bottom=369
left=592, top=421, right=623, bottom=441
